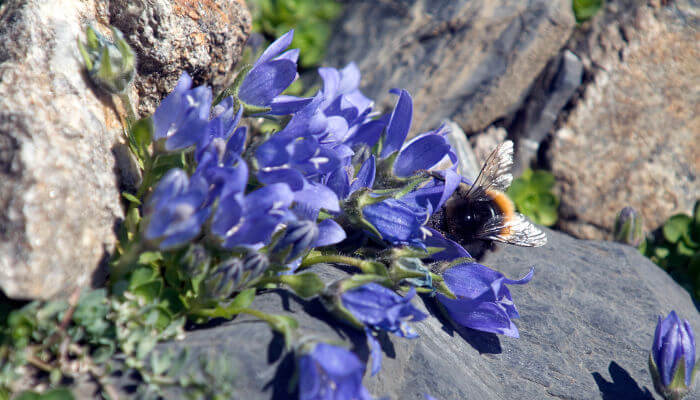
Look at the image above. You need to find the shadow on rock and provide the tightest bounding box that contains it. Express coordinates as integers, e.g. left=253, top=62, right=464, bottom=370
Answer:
left=421, top=294, right=502, bottom=355
left=592, top=361, right=653, bottom=400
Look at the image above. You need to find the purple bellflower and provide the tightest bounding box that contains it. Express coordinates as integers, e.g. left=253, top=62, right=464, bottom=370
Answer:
left=298, top=342, right=372, bottom=400
left=194, top=124, right=248, bottom=205
left=362, top=196, right=432, bottom=248
left=361, top=172, right=460, bottom=248
left=196, top=96, right=244, bottom=161
left=143, top=169, right=210, bottom=250
left=341, top=283, right=427, bottom=375
left=152, top=72, right=212, bottom=152
left=210, top=183, right=294, bottom=249
left=238, top=30, right=311, bottom=115
left=649, top=310, right=696, bottom=399
left=437, top=262, right=534, bottom=338
left=319, top=62, right=374, bottom=126
left=255, top=95, right=343, bottom=213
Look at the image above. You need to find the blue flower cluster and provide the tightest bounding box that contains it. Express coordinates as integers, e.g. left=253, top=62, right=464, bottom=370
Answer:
left=139, top=30, right=536, bottom=400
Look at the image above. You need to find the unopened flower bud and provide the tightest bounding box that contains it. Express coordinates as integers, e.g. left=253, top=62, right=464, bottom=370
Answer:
left=242, top=251, right=269, bottom=281
left=271, top=220, right=319, bottom=264
left=78, top=25, right=136, bottom=94
left=649, top=311, right=697, bottom=400
left=613, top=206, right=644, bottom=247
left=181, top=244, right=210, bottom=278
left=390, top=257, right=433, bottom=289
left=202, top=258, right=244, bottom=300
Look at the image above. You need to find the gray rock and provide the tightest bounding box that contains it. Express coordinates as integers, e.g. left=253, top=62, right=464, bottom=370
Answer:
left=325, top=0, right=575, bottom=135
left=0, top=0, right=251, bottom=299
left=109, top=0, right=252, bottom=117
left=437, top=120, right=481, bottom=182
left=510, top=50, right=583, bottom=174
left=470, top=125, right=507, bottom=166
left=550, top=1, right=699, bottom=240
left=153, top=229, right=700, bottom=399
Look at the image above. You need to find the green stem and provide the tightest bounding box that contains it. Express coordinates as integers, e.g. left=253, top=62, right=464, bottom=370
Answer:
left=135, top=153, right=156, bottom=199
left=300, top=254, right=374, bottom=274
left=111, top=240, right=144, bottom=282
left=118, top=92, right=136, bottom=129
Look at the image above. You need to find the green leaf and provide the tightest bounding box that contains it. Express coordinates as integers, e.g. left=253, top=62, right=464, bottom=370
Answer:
left=573, top=0, right=604, bottom=23
left=678, top=240, right=697, bottom=257
left=160, top=288, right=185, bottom=316
left=654, top=246, right=671, bottom=260
left=663, top=214, right=692, bottom=243
left=529, top=170, right=555, bottom=191
left=15, top=388, right=75, bottom=400
left=138, top=251, right=163, bottom=264
left=230, top=288, right=256, bottom=309
left=130, top=117, right=153, bottom=149
left=122, top=191, right=141, bottom=205
left=278, top=273, right=325, bottom=299
left=129, top=266, right=159, bottom=289
left=132, top=280, right=163, bottom=303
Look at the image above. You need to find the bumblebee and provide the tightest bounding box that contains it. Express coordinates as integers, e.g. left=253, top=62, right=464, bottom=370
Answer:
left=430, top=140, right=546, bottom=255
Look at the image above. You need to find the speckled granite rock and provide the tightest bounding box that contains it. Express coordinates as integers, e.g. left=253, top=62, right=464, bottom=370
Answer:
left=550, top=1, right=699, bottom=240
left=153, top=229, right=699, bottom=399
left=109, top=0, right=251, bottom=117
left=325, top=0, right=575, bottom=134
left=0, top=0, right=250, bottom=299
left=0, top=0, right=125, bottom=300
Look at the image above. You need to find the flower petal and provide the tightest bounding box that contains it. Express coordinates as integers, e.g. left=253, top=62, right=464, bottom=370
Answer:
left=314, top=219, right=347, bottom=247
left=394, top=134, right=452, bottom=177
left=366, top=328, right=382, bottom=377
left=239, top=59, right=297, bottom=106
left=294, top=182, right=340, bottom=213
left=253, top=29, right=294, bottom=68
left=350, top=155, right=376, bottom=194
left=380, top=89, right=412, bottom=158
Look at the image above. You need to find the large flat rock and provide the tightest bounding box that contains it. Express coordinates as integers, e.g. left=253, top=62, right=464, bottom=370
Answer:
left=154, top=229, right=700, bottom=399
left=325, top=0, right=575, bottom=134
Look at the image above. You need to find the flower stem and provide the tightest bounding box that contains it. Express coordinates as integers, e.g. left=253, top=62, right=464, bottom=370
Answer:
left=111, top=240, right=144, bottom=283
left=118, top=92, right=137, bottom=129
left=300, top=254, right=375, bottom=274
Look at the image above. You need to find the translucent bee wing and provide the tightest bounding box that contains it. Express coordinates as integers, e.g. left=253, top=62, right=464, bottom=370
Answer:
left=465, top=140, right=514, bottom=199
left=475, top=213, right=547, bottom=247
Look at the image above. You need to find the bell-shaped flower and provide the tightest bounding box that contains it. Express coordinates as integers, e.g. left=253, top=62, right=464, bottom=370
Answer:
left=196, top=96, right=243, bottom=160
left=319, top=63, right=373, bottom=126
left=341, top=283, right=426, bottom=337
left=362, top=196, right=432, bottom=248
left=237, top=30, right=311, bottom=115
left=143, top=169, right=211, bottom=250
left=210, top=183, right=294, bottom=249
left=341, top=283, right=426, bottom=375
left=194, top=127, right=248, bottom=204
left=152, top=72, right=212, bottom=152
left=298, top=343, right=372, bottom=400
left=437, top=262, right=534, bottom=337
left=649, top=310, right=697, bottom=400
